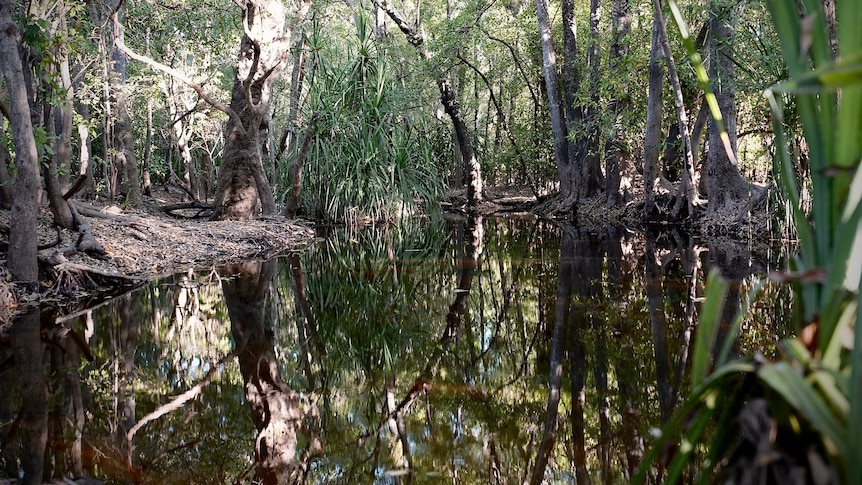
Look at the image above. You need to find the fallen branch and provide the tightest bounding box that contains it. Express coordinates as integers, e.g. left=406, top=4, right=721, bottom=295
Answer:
left=160, top=201, right=214, bottom=219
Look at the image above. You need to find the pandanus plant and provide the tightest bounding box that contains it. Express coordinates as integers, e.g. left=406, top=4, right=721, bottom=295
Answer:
left=635, top=0, right=862, bottom=482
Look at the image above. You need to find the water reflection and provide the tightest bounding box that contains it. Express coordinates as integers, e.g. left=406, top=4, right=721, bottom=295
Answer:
left=0, top=218, right=791, bottom=483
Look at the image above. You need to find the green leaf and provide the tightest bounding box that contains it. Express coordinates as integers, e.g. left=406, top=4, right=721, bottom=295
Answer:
left=691, top=270, right=728, bottom=387
left=772, top=54, right=862, bottom=93
left=758, top=362, right=847, bottom=459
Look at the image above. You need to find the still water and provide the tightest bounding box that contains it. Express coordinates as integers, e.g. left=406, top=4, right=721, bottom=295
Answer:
left=0, top=216, right=792, bottom=484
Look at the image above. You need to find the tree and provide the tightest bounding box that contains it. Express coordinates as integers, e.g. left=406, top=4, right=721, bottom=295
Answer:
left=106, top=0, right=141, bottom=206
left=373, top=0, right=484, bottom=210
left=210, top=0, right=295, bottom=220
left=704, top=1, right=749, bottom=214
left=536, top=0, right=575, bottom=213
left=643, top=16, right=665, bottom=222
left=0, top=0, right=42, bottom=283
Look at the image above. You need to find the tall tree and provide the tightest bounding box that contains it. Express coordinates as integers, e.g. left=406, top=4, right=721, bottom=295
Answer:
left=210, top=0, right=295, bottom=220
left=704, top=2, right=749, bottom=213
left=0, top=0, right=42, bottom=283
left=536, top=0, right=575, bottom=213
left=643, top=17, right=664, bottom=222
left=373, top=0, right=484, bottom=210
left=604, top=0, right=631, bottom=206
left=106, top=0, right=141, bottom=206
left=577, top=0, right=602, bottom=198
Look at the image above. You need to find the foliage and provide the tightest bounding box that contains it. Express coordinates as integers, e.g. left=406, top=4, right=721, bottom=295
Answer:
left=635, top=0, right=862, bottom=481
left=290, top=10, right=446, bottom=222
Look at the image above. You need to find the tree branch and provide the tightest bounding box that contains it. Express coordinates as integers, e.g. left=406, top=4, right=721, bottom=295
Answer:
left=110, top=13, right=246, bottom=135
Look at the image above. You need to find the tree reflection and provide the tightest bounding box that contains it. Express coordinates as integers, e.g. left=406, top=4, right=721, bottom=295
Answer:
left=221, top=259, right=319, bottom=484
left=2, top=310, right=48, bottom=485
left=0, top=219, right=790, bottom=484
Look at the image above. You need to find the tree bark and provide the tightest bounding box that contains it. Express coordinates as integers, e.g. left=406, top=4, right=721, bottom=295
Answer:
left=604, top=0, right=631, bottom=206
left=108, top=3, right=141, bottom=206
left=211, top=0, right=298, bottom=220
left=536, top=0, right=574, bottom=211
left=560, top=0, right=579, bottom=204
left=705, top=3, right=749, bottom=214
left=643, top=17, right=664, bottom=222
left=0, top=0, right=42, bottom=283
left=653, top=0, right=697, bottom=220
left=577, top=0, right=602, bottom=198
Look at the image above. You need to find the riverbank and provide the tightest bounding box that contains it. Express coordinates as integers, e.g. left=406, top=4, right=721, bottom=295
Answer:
left=0, top=191, right=315, bottom=325
left=0, top=184, right=778, bottom=324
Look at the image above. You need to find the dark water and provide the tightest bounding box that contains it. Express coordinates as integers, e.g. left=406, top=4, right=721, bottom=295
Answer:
left=0, top=217, right=793, bottom=484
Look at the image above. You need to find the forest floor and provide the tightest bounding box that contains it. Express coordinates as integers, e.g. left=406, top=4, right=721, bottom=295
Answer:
left=0, top=183, right=776, bottom=324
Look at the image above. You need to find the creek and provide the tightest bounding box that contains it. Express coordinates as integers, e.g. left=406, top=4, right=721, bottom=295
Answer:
left=0, top=216, right=793, bottom=484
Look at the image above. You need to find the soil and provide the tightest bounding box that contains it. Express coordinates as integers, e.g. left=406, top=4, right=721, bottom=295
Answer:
left=0, top=184, right=776, bottom=324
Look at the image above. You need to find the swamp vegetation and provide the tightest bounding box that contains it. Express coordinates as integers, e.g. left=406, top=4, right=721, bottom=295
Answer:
left=1, top=0, right=862, bottom=481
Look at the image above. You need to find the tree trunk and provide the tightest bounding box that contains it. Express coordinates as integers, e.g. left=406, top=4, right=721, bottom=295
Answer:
left=211, top=0, right=293, bottom=220
left=0, top=0, right=41, bottom=283
left=560, top=0, right=580, bottom=203
left=604, top=0, right=631, bottom=206
left=108, top=4, right=140, bottom=206
left=577, top=0, right=602, bottom=198
left=653, top=0, right=697, bottom=220
left=643, top=17, right=664, bottom=222
left=536, top=0, right=574, bottom=211
left=373, top=0, right=484, bottom=208
left=705, top=3, right=749, bottom=214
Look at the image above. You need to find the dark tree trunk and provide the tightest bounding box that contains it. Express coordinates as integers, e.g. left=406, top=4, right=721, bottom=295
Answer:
left=604, top=0, right=632, bottom=206
left=643, top=17, right=664, bottom=222
left=211, top=0, right=292, bottom=220
left=560, top=0, right=580, bottom=203
left=0, top=0, right=41, bottom=283
left=374, top=0, right=484, bottom=209
left=705, top=3, right=749, bottom=214
left=577, top=0, right=602, bottom=198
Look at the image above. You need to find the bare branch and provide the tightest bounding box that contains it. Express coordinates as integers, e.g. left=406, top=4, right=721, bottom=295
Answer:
left=111, top=13, right=246, bottom=135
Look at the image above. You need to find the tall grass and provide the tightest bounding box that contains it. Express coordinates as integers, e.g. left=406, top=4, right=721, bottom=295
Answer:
left=292, top=12, right=446, bottom=223
left=635, top=0, right=862, bottom=482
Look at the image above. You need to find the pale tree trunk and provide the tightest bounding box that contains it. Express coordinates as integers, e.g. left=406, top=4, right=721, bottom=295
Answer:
left=211, top=0, right=300, bottom=220
left=0, top=0, right=41, bottom=283
left=653, top=0, right=698, bottom=220
left=374, top=0, right=483, bottom=209
left=536, top=0, right=574, bottom=211
left=643, top=17, right=664, bottom=222
left=705, top=3, right=749, bottom=214
left=604, top=0, right=631, bottom=206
